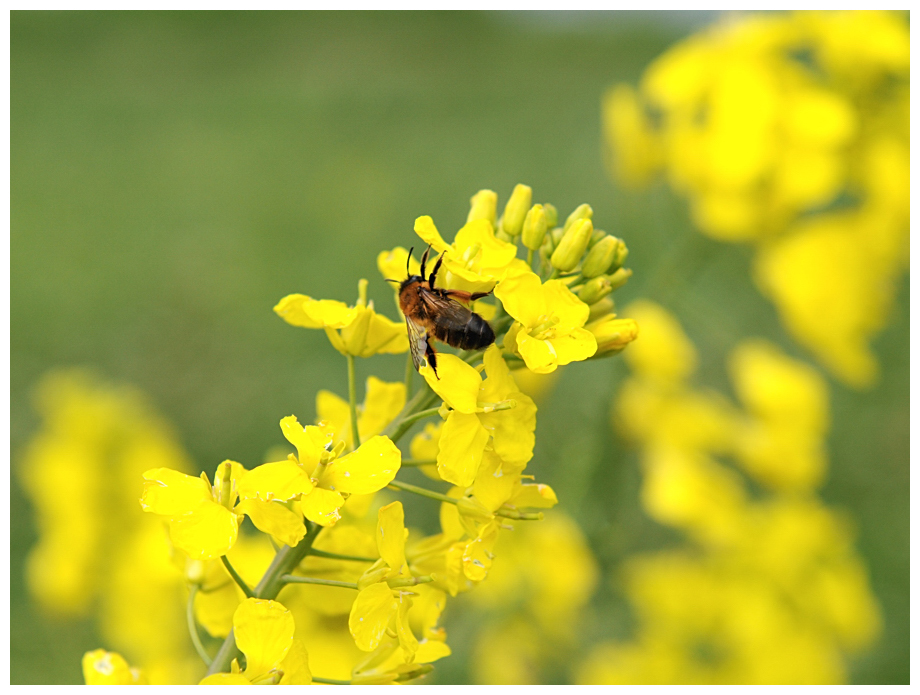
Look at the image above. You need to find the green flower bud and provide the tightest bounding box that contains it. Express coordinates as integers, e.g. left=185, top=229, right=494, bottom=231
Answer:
left=550, top=226, right=565, bottom=247
left=562, top=203, right=593, bottom=233
left=467, top=189, right=498, bottom=226
left=588, top=229, right=607, bottom=248
left=608, top=237, right=629, bottom=272
left=539, top=234, right=555, bottom=264
left=582, top=236, right=620, bottom=278
left=501, top=183, right=533, bottom=237
left=494, top=224, right=514, bottom=243
left=550, top=218, right=593, bottom=272
left=586, top=316, right=639, bottom=357
left=542, top=203, right=558, bottom=230
left=588, top=296, right=616, bottom=322
left=521, top=204, right=548, bottom=251
left=577, top=275, right=613, bottom=305
left=608, top=266, right=633, bottom=291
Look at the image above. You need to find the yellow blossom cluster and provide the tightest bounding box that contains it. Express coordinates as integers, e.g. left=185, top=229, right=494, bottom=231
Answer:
left=19, top=184, right=638, bottom=684
left=577, top=301, right=881, bottom=684
left=603, top=11, right=909, bottom=387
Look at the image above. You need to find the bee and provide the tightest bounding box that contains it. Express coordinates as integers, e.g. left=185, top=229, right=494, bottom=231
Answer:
left=391, top=246, right=495, bottom=379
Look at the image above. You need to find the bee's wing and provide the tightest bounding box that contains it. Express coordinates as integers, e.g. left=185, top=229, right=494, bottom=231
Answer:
left=405, top=316, right=430, bottom=371
left=418, top=289, right=475, bottom=333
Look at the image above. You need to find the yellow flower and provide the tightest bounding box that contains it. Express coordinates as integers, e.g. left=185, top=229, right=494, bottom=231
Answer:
left=621, top=300, right=697, bottom=385
left=316, top=376, right=406, bottom=452
left=82, top=649, right=147, bottom=685
left=280, top=415, right=401, bottom=527
left=199, top=598, right=312, bottom=684
left=274, top=279, right=408, bottom=358
left=495, top=271, right=597, bottom=374
left=413, top=214, right=530, bottom=294
left=419, top=347, right=536, bottom=486
left=349, top=502, right=426, bottom=657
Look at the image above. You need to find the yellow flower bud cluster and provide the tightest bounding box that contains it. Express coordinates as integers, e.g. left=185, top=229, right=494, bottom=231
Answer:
left=603, top=11, right=909, bottom=388
left=576, top=301, right=881, bottom=684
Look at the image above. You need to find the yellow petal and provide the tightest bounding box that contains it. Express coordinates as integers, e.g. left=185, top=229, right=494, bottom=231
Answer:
left=82, top=650, right=144, bottom=685
left=236, top=499, right=307, bottom=548
left=279, top=639, right=312, bottom=685
left=140, top=468, right=211, bottom=517
left=462, top=521, right=500, bottom=582
left=322, top=435, right=401, bottom=495
left=416, top=640, right=452, bottom=664
left=359, top=377, right=407, bottom=442
left=547, top=329, right=597, bottom=367
left=413, top=216, right=451, bottom=253
left=349, top=582, right=398, bottom=652
left=168, top=500, right=241, bottom=561
left=421, top=354, right=483, bottom=414
left=315, top=389, right=352, bottom=448
left=238, top=460, right=314, bottom=502
left=494, top=271, right=544, bottom=327
left=377, top=501, right=408, bottom=576
left=542, top=279, right=590, bottom=331
left=234, top=598, right=294, bottom=678
left=300, top=487, right=345, bottom=527
left=279, top=416, right=329, bottom=474
left=273, top=294, right=358, bottom=329
left=516, top=330, right=559, bottom=374
left=472, top=451, right=521, bottom=512
left=359, top=312, right=409, bottom=357
left=395, top=593, right=419, bottom=657
left=508, top=482, right=558, bottom=509
left=437, top=411, right=489, bottom=487
left=273, top=294, right=320, bottom=328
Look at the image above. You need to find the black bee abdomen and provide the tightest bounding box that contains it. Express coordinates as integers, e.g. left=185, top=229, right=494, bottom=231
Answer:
left=441, top=312, right=494, bottom=350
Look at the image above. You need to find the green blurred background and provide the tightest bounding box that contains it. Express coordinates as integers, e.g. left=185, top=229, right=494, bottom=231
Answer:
left=11, top=11, right=908, bottom=684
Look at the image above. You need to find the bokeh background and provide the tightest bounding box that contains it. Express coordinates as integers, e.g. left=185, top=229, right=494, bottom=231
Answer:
left=11, top=11, right=908, bottom=684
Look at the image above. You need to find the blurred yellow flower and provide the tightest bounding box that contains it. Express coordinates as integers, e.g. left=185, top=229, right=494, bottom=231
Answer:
left=82, top=649, right=147, bottom=685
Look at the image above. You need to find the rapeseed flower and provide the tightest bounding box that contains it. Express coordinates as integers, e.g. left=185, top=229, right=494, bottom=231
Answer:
left=83, top=650, right=147, bottom=685
left=275, top=278, right=407, bottom=358
left=495, top=271, right=597, bottom=374
left=199, top=599, right=312, bottom=684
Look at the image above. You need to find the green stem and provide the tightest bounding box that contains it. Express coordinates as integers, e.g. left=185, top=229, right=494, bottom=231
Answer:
left=280, top=575, right=359, bottom=590
left=387, top=479, right=455, bottom=505
left=399, top=458, right=437, bottom=467
left=186, top=585, right=212, bottom=666
left=220, top=555, right=254, bottom=599
left=308, top=548, right=378, bottom=563
left=312, top=676, right=352, bottom=685
left=385, top=406, right=442, bottom=445
left=206, top=522, right=323, bottom=676
left=347, top=354, right=361, bottom=449
left=526, top=248, right=534, bottom=268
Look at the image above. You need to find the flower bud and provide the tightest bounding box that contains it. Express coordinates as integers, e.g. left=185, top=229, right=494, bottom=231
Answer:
left=550, top=226, right=565, bottom=247
left=501, top=184, right=533, bottom=237
left=582, top=236, right=620, bottom=278
left=588, top=229, right=607, bottom=248
left=586, top=316, right=639, bottom=357
left=562, top=203, right=593, bottom=233
left=521, top=204, right=548, bottom=251
left=588, top=296, right=616, bottom=322
left=608, top=237, right=629, bottom=272
left=542, top=203, right=559, bottom=230
left=577, top=275, right=613, bottom=305
left=494, top=226, right=514, bottom=243
left=608, top=266, right=633, bottom=291
left=467, top=189, right=498, bottom=227
left=455, top=496, right=494, bottom=522
left=550, top=218, right=593, bottom=272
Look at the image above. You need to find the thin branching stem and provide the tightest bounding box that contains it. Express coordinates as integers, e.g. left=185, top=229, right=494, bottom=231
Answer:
left=281, top=575, right=359, bottom=590
left=347, top=354, right=361, bottom=449
left=186, top=585, right=212, bottom=666
left=308, top=548, right=378, bottom=563
left=220, top=555, right=254, bottom=599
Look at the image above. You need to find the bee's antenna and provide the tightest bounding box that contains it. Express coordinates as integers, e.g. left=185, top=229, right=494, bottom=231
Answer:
left=407, top=247, right=414, bottom=277
left=385, top=278, right=400, bottom=284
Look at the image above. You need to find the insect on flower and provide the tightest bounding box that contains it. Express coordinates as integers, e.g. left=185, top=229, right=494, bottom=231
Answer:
left=389, top=246, right=495, bottom=379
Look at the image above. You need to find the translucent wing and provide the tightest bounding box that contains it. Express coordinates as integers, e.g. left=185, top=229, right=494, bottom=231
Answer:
left=417, top=290, right=475, bottom=336
left=405, top=316, right=430, bottom=371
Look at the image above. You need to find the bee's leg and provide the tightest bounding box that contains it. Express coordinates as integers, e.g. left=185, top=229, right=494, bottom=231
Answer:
left=426, top=342, right=440, bottom=380
left=420, top=246, right=430, bottom=279
left=468, top=289, right=493, bottom=301
left=428, top=252, right=445, bottom=289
